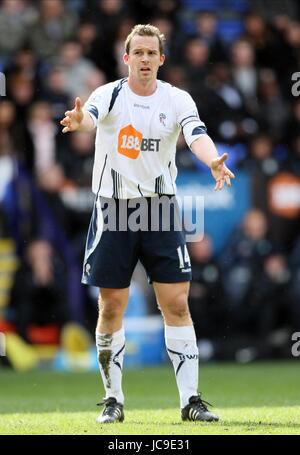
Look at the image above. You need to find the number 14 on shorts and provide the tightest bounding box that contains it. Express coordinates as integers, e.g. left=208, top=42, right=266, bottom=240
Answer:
left=177, top=245, right=191, bottom=270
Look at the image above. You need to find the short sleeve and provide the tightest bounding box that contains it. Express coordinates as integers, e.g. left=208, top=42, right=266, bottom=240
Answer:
left=83, top=84, right=112, bottom=128
left=174, top=89, right=207, bottom=148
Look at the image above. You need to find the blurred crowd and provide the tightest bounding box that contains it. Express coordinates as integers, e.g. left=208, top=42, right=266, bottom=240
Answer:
left=0, top=0, right=300, bottom=360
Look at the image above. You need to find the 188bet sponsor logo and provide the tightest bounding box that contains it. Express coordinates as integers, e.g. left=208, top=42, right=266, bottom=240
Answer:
left=118, top=124, right=160, bottom=159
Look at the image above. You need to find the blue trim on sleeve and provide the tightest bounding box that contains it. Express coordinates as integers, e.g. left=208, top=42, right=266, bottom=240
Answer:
left=192, top=126, right=207, bottom=135
left=87, top=105, right=99, bottom=119
left=108, top=78, right=127, bottom=113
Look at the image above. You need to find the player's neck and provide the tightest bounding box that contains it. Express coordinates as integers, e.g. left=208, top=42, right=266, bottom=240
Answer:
left=127, top=76, right=158, bottom=96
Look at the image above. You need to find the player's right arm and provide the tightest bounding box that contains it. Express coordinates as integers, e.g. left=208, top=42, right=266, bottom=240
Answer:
left=60, top=97, right=95, bottom=133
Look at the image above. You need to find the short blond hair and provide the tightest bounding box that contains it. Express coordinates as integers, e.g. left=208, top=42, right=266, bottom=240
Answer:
left=125, top=24, right=165, bottom=55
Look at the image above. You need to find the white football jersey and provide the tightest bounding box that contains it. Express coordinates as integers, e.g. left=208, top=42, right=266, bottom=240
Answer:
left=84, top=78, right=207, bottom=198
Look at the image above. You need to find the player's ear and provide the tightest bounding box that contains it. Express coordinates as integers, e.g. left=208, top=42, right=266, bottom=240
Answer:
left=159, top=54, right=165, bottom=67
left=123, top=53, right=129, bottom=66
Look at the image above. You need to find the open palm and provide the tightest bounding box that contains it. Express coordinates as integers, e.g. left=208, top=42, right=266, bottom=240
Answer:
left=211, top=153, right=235, bottom=190
left=60, top=97, right=84, bottom=133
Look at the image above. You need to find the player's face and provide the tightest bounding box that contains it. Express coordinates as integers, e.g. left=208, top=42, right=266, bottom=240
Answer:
left=124, top=35, right=165, bottom=83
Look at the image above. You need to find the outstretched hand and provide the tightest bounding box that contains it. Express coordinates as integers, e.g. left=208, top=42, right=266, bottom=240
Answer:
left=60, top=97, right=84, bottom=133
left=211, top=153, right=235, bottom=191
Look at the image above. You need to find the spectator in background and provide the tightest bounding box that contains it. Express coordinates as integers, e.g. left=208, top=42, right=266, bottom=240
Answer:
left=231, top=39, right=258, bottom=115
left=194, top=11, right=226, bottom=63
left=289, top=235, right=300, bottom=333
left=219, top=209, right=275, bottom=336
left=0, top=100, right=17, bottom=152
left=241, top=133, right=279, bottom=213
left=76, top=21, right=99, bottom=62
left=30, top=128, right=95, bottom=263
left=284, top=100, right=300, bottom=148
left=188, top=235, right=226, bottom=341
left=151, top=15, right=182, bottom=64
left=41, top=67, right=71, bottom=122
left=252, top=253, right=292, bottom=345
left=65, top=0, right=86, bottom=15
left=0, top=0, right=37, bottom=66
left=151, top=16, right=174, bottom=55
left=200, top=62, right=258, bottom=143
left=27, top=102, right=58, bottom=177
left=243, top=134, right=300, bottom=251
left=0, top=208, right=10, bottom=237
left=82, top=0, right=124, bottom=47
left=243, top=11, right=279, bottom=70
left=54, top=40, right=99, bottom=99
left=0, top=97, right=34, bottom=171
left=289, top=134, right=300, bottom=176
left=283, top=20, right=300, bottom=71
left=265, top=13, right=300, bottom=84
left=257, top=68, right=289, bottom=140
left=271, top=13, right=292, bottom=35
left=267, top=15, right=300, bottom=94
left=0, top=103, right=15, bottom=208
left=112, top=17, right=136, bottom=78
left=80, top=1, right=132, bottom=80
left=7, top=72, right=35, bottom=113
left=6, top=72, right=37, bottom=170
left=86, top=0, right=124, bottom=20
left=5, top=46, right=40, bottom=89
left=7, top=239, right=68, bottom=342
left=83, top=68, right=107, bottom=101
left=29, top=0, right=78, bottom=59
left=267, top=173, right=300, bottom=253
left=57, top=131, right=95, bottom=261
left=163, top=64, right=188, bottom=90
left=129, top=0, right=180, bottom=24
left=35, top=163, right=69, bottom=234
left=59, top=132, right=94, bottom=188
left=183, top=37, right=210, bottom=89
left=250, top=0, right=299, bottom=20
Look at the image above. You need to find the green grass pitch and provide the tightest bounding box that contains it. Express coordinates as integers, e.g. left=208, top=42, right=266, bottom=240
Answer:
left=0, top=361, right=299, bottom=435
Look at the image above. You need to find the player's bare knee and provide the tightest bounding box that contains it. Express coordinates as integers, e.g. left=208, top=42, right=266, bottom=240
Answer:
left=99, top=298, right=124, bottom=321
left=168, top=295, right=190, bottom=319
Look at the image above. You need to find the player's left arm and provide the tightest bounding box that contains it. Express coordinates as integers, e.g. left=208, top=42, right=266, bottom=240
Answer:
left=190, top=135, right=235, bottom=191
left=175, top=88, right=235, bottom=190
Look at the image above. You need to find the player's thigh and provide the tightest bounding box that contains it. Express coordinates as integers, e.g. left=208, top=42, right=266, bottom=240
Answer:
left=82, top=196, right=142, bottom=288
left=140, top=196, right=192, bottom=283
left=140, top=230, right=192, bottom=284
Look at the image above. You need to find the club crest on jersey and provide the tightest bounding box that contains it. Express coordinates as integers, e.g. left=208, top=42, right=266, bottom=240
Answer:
left=85, top=262, right=91, bottom=276
left=159, top=113, right=166, bottom=126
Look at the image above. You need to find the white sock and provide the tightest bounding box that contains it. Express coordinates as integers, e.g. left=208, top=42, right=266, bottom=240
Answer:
left=165, top=325, right=199, bottom=408
left=95, top=327, right=125, bottom=405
